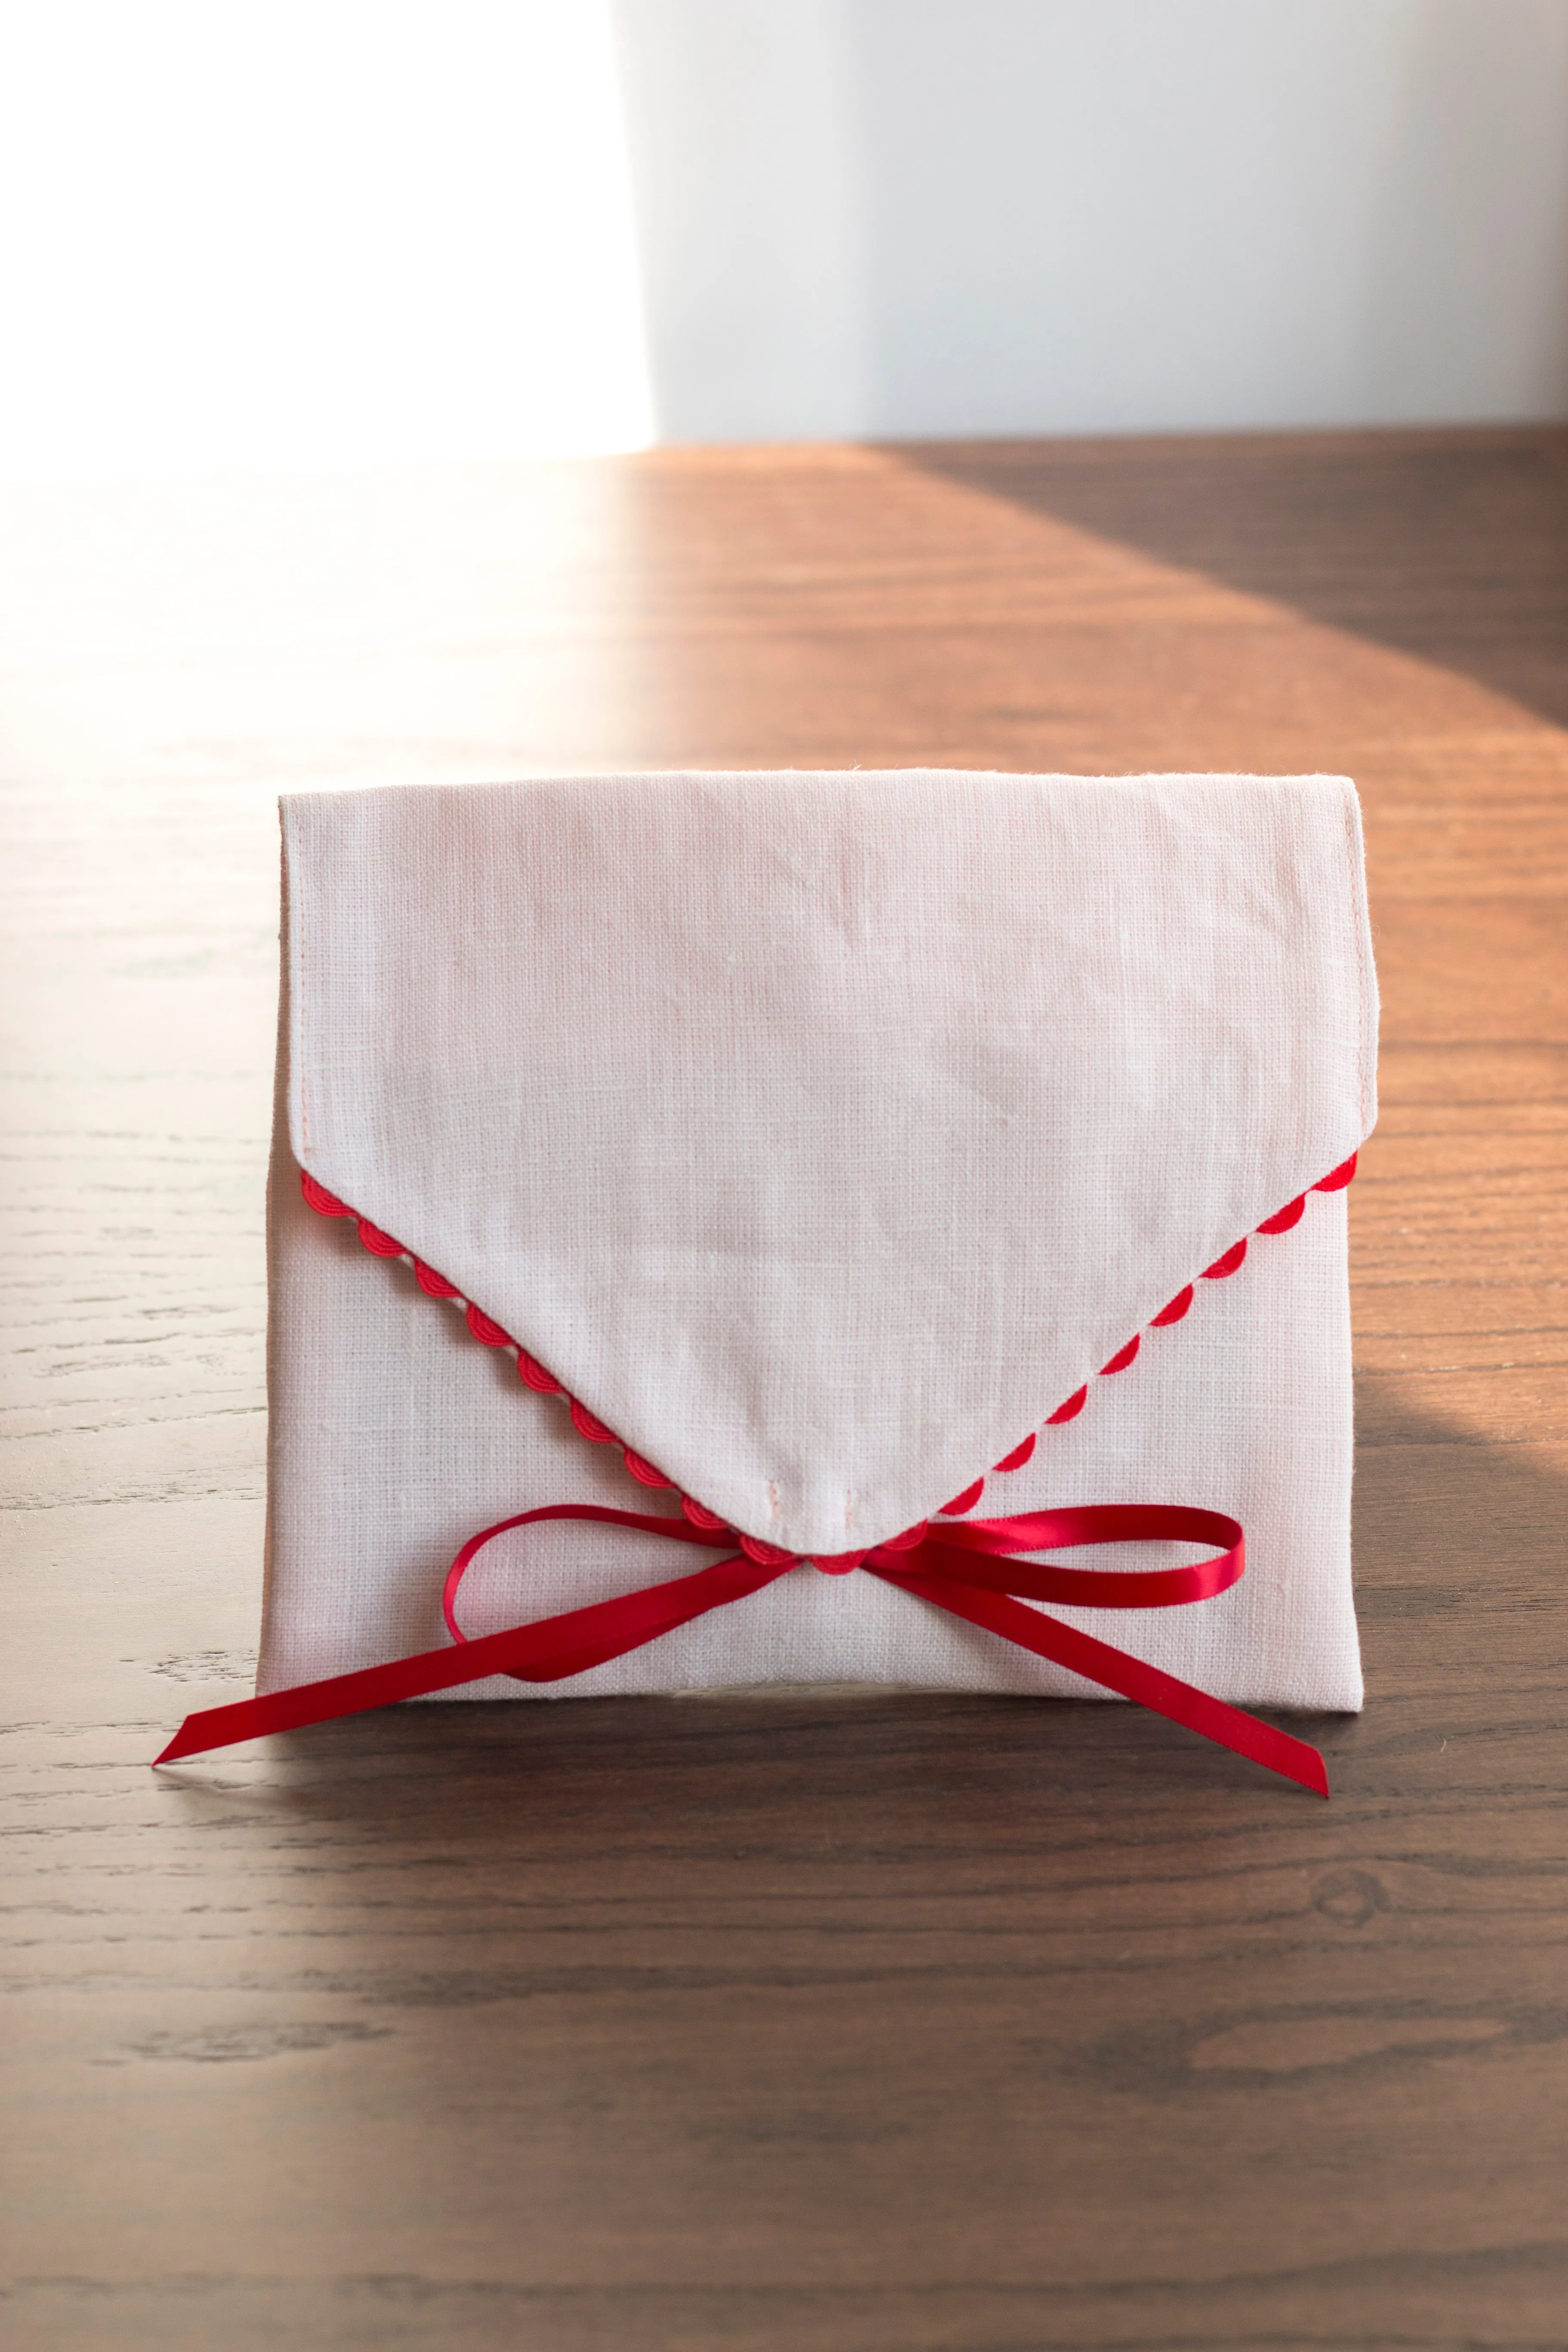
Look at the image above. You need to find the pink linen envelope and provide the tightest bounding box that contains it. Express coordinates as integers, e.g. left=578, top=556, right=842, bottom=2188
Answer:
left=258, top=770, right=1377, bottom=1716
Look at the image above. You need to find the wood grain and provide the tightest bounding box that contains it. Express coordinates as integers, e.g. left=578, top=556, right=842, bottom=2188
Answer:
left=2, top=430, right=1565, bottom=2351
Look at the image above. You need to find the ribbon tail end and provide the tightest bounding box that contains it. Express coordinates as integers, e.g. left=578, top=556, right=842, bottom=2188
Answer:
left=153, top=1718, right=208, bottom=1766
left=153, top=1706, right=241, bottom=1765
left=1260, top=1728, right=1330, bottom=1798
left=1200, top=1718, right=1329, bottom=1798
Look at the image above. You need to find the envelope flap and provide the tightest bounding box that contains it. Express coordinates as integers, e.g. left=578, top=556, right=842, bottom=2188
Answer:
left=283, top=772, right=1377, bottom=1556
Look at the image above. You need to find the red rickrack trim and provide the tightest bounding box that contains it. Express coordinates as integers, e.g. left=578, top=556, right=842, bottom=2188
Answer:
left=298, top=1167, right=692, bottom=1511
left=941, top=1150, right=1360, bottom=1516
left=297, top=1148, right=1359, bottom=1532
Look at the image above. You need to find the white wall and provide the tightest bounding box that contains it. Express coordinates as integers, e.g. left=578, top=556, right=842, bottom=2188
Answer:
left=610, top=0, right=1568, bottom=442
left=6, top=0, right=1565, bottom=480
left=0, top=1, right=653, bottom=481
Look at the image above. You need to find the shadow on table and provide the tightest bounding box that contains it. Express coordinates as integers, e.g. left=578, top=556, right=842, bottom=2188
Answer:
left=121, top=1383, right=1568, bottom=2352
left=894, top=430, right=1568, bottom=731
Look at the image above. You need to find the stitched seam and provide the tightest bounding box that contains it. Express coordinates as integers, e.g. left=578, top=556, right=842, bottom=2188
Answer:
left=1344, top=781, right=1374, bottom=1135
left=288, top=812, right=309, bottom=1160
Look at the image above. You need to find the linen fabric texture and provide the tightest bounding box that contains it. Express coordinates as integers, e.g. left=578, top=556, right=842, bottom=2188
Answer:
left=260, top=770, right=1378, bottom=1712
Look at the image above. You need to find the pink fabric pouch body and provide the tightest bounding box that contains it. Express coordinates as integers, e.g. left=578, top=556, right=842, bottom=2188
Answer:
left=260, top=769, right=1378, bottom=1712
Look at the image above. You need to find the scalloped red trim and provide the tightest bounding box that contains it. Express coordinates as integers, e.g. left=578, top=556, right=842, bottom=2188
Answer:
left=940, top=1151, right=1358, bottom=1513
left=296, top=1149, right=1358, bottom=1532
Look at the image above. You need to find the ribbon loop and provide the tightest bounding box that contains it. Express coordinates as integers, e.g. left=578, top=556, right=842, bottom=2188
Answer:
left=155, top=1499, right=1326, bottom=1797
left=903, top=1504, right=1244, bottom=1611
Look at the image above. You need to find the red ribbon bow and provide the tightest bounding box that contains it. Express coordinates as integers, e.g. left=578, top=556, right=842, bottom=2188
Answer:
left=155, top=1503, right=1327, bottom=1794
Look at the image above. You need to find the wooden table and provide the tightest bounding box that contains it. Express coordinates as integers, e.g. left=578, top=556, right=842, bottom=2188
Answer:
left=3, top=430, right=1565, bottom=2350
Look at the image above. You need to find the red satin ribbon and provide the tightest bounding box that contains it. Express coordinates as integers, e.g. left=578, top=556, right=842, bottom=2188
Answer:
left=154, top=1504, right=1327, bottom=1795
